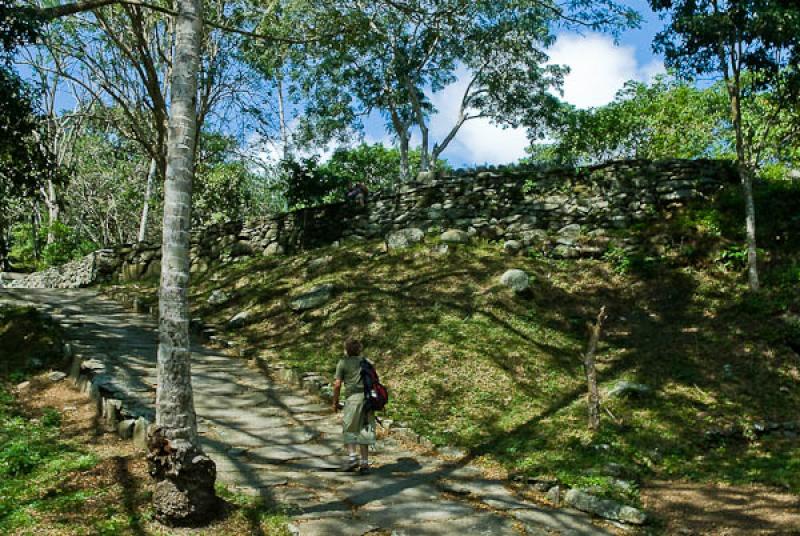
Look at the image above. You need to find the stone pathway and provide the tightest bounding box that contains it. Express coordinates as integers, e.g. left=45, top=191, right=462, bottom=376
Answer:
left=1, top=288, right=612, bottom=536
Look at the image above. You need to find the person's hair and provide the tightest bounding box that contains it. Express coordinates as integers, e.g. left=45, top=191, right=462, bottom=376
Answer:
left=345, top=338, right=363, bottom=356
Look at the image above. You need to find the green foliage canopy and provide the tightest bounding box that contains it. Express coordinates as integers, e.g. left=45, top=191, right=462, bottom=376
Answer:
left=529, top=76, right=731, bottom=166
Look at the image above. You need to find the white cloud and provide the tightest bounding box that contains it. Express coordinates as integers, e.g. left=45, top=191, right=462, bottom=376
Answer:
left=422, top=33, right=665, bottom=165
left=426, top=69, right=530, bottom=165
left=547, top=32, right=664, bottom=109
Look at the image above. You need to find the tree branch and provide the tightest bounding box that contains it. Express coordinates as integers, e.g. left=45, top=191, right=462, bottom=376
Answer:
left=34, top=0, right=323, bottom=44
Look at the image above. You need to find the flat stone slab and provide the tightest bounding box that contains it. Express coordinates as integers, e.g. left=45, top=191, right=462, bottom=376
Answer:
left=438, top=478, right=531, bottom=510
left=199, top=413, right=290, bottom=429
left=358, top=500, right=479, bottom=525
left=290, top=518, right=376, bottom=536
left=384, top=512, right=519, bottom=536
left=340, top=475, right=440, bottom=506
left=510, top=506, right=611, bottom=535
left=246, top=443, right=339, bottom=463
left=215, top=470, right=290, bottom=488
left=203, top=427, right=313, bottom=448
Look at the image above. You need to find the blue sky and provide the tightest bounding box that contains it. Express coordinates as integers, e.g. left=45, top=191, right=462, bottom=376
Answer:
left=356, top=0, right=668, bottom=168
left=19, top=1, right=669, bottom=169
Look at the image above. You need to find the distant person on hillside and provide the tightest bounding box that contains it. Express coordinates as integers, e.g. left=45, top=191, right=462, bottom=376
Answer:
left=346, top=182, right=368, bottom=208
left=332, top=338, right=376, bottom=473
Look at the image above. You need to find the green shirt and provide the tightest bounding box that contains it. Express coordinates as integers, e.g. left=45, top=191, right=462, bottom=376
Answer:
left=335, top=355, right=365, bottom=397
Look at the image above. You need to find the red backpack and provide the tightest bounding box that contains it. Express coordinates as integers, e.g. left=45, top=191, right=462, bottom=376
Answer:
left=360, top=358, right=389, bottom=412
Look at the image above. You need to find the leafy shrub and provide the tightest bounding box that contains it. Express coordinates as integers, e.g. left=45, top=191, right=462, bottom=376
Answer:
left=603, top=245, right=632, bottom=274
left=10, top=221, right=97, bottom=270
left=716, top=243, right=748, bottom=271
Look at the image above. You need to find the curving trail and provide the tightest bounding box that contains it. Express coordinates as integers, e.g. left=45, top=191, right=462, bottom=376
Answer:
left=0, top=288, right=611, bottom=536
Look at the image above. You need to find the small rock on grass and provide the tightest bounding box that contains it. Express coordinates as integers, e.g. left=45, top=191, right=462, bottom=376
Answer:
left=386, top=228, right=425, bottom=250
left=228, top=310, right=251, bottom=328
left=207, top=289, right=230, bottom=305
left=499, top=269, right=530, bottom=293
left=503, top=240, right=522, bottom=254
left=290, top=284, right=335, bottom=312
left=306, top=256, right=333, bottom=274
left=440, top=229, right=470, bottom=244
left=607, top=381, right=651, bottom=399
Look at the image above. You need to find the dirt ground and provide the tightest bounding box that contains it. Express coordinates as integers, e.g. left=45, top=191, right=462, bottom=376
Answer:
left=13, top=378, right=288, bottom=535
left=641, top=480, right=800, bottom=535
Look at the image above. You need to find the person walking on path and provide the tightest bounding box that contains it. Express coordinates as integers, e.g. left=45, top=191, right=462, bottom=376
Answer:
left=332, top=338, right=376, bottom=473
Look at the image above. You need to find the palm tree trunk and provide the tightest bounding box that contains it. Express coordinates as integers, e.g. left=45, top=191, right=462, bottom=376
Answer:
left=150, top=0, right=217, bottom=524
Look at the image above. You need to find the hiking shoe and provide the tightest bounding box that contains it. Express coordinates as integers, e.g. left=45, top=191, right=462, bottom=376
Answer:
left=358, top=464, right=371, bottom=475
left=340, top=458, right=359, bottom=472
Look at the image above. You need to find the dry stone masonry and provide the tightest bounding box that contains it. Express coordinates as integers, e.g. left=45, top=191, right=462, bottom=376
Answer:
left=6, top=159, right=736, bottom=289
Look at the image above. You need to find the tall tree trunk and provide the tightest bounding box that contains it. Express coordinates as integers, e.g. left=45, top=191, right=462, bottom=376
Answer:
left=388, top=104, right=411, bottom=183
left=140, top=50, right=172, bottom=244
left=740, top=165, right=759, bottom=290
left=138, top=158, right=157, bottom=242
left=150, top=0, right=217, bottom=524
left=0, top=227, right=9, bottom=272
left=31, top=204, right=42, bottom=261
left=729, top=80, right=760, bottom=291
left=404, top=77, right=429, bottom=172
left=399, top=133, right=410, bottom=182
left=277, top=76, right=289, bottom=161
left=44, top=179, right=59, bottom=245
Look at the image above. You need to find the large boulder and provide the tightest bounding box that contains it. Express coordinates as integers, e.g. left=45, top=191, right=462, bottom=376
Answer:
left=564, top=489, right=647, bottom=525
left=440, top=229, right=470, bottom=244
left=263, top=243, right=285, bottom=256
left=607, top=381, right=651, bottom=399
left=386, top=228, right=425, bottom=250
left=499, top=269, right=530, bottom=293
left=556, top=223, right=582, bottom=246
left=503, top=240, right=522, bottom=255
left=290, top=284, right=335, bottom=312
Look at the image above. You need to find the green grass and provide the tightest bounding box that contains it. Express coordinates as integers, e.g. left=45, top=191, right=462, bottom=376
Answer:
left=0, top=385, right=100, bottom=533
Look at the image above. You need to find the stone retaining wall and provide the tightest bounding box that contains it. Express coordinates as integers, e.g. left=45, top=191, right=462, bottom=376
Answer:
left=7, top=159, right=737, bottom=289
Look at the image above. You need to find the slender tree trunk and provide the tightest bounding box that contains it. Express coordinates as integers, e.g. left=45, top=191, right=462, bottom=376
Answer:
left=31, top=204, right=42, bottom=261
left=149, top=0, right=217, bottom=524
left=740, top=165, right=759, bottom=290
left=44, top=179, right=59, bottom=245
left=0, top=226, right=10, bottom=271
left=138, top=158, right=157, bottom=242
left=584, top=306, right=606, bottom=432
left=277, top=76, right=289, bottom=161
left=418, top=124, right=429, bottom=172
left=405, top=77, right=429, bottom=172
left=729, top=83, right=760, bottom=291
left=388, top=104, right=411, bottom=183
left=140, top=52, right=172, bottom=244
left=399, top=133, right=410, bottom=182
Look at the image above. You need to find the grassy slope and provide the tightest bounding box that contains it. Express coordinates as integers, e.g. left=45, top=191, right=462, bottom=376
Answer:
left=103, top=179, right=800, bottom=504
